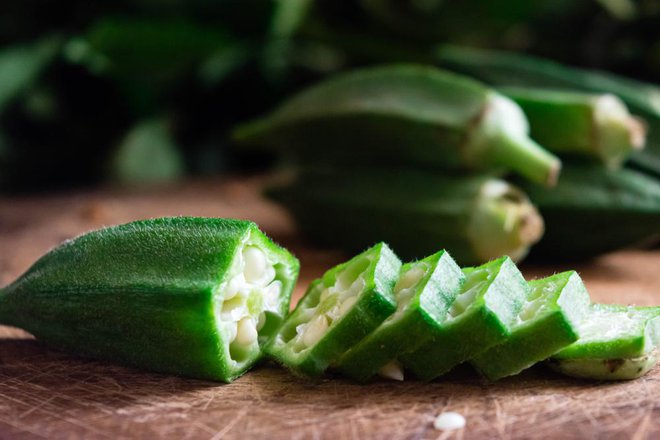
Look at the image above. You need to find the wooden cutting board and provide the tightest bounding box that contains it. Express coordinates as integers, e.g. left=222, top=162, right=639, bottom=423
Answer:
left=0, top=177, right=658, bottom=440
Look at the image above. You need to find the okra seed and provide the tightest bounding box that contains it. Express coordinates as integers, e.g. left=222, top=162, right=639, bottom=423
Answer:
left=222, top=297, right=248, bottom=321
left=433, top=412, right=465, bottom=431
left=243, top=246, right=268, bottom=283
left=226, top=321, right=238, bottom=343
left=236, top=318, right=258, bottom=345
left=224, top=273, right=245, bottom=301
left=395, top=266, right=426, bottom=292
left=339, top=296, right=358, bottom=316
left=302, top=315, right=328, bottom=347
left=378, top=360, right=404, bottom=381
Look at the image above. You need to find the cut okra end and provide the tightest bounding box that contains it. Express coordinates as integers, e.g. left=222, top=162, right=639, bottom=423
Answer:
left=466, top=180, right=544, bottom=264
left=214, top=231, right=298, bottom=375
left=266, top=243, right=401, bottom=377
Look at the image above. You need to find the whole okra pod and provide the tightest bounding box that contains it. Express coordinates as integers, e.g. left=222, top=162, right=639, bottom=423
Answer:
left=500, top=87, right=646, bottom=168
left=268, top=168, right=544, bottom=265
left=0, top=217, right=300, bottom=382
left=235, top=64, right=561, bottom=186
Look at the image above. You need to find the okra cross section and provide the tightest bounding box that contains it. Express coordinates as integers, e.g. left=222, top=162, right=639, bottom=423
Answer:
left=336, top=251, right=465, bottom=382
left=549, top=304, right=660, bottom=380
left=471, top=271, right=590, bottom=381
left=0, top=217, right=300, bottom=382
left=265, top=243, right=402, bottom=378
left=401, top=256, right=528, bottom=381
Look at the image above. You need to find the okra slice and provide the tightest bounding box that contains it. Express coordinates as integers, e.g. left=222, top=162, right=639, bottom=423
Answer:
left=266, top=243, right=401, bottom=378
left=548, top=304, right=660, bottom=380
left=401, top=256, right=528, bottom=381
left=336, top=251, right=465, bottom=382
left=471, top=271, right=590, bottom=381
left=235, top=64, right=560, bottom=186
left=0, top=217, right=299, bottom=382
left=501, top=87, right=646, bottom=168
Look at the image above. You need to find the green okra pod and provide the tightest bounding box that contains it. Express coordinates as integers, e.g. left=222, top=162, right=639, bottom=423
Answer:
left=336, top=250, right=465, bottom=382
left=436, top=45, right=660, bottom=176
left=268, top=168, right=544, bottom=265
left=471, top=271, right=590, bottom=381
left=500, top=87, right=646, bottom=168
left=518, top=163, right=660, bottom=261
left=401, top=256, right=529, bottom=381
left=0, top=217, right=299, bottom=382
left=549, top=304, right=660, bottom=380
left=265, top=243, right=401, bottom=378
left=235, top=64, right=561, bottom=186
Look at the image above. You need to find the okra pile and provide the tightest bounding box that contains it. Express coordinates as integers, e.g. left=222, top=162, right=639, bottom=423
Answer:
left=2, top=218, right=656, bottom=383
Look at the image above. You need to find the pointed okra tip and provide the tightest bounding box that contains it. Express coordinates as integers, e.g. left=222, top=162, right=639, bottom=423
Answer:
left=213, top=227, right=299, bottom=378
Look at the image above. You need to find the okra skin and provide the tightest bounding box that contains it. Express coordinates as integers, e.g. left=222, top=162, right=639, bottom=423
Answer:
left=265, top=243, right=401, bottom=378
left=436, top=45, right=660, bottom=176
left=0, top=217, right=300, bottom=382
left=518, top=163, right=660, bottom=261
left=235, top=64, right=560, bottom=186
left=336, top=251, right=465, bottom=382
left=549, top=305, right=660, bottom=380
left=268, top=168, right=544, bottom=266
left=501, top=87, right=645, bottom=167
left=402, top=257, right=529, bottom=381
left=471, top=271, right=590, bottom=381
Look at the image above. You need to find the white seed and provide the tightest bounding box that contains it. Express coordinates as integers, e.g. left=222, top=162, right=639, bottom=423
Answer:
left=339, top=296, right=358, bottom=316
left=378, top=360, right=404, bottom=381
left=243, top=246, right=268, bottom=283
left=235, top=317, right=258, bottom=345
left=454, top=286, right=478, bottom=310
left=395, top=266, right=426, bottom=293
left=520, top=299, right=543, bottom=321
left=264, top=280, right=282, bottom=311
left=221, top=297, right=248, bottom=321
left=225, top=321, right=238, bottom=343
left=433, top=412, right=465, bottom=431
left=302, top=315, right=328, bottom=347
left=224, top=273, right=245, bottom=301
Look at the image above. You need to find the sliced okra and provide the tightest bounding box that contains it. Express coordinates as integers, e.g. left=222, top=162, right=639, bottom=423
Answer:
left=471, top=271, right=590, bottom=381
left=549, top=304, right=660, bottom=380
left=336, top=251, right=465, bottom=382
left=265, top=243, right=401, bottom=378
left=0, top=217, right=299, bottom=382
left=401, top=256, right=528, bottom=381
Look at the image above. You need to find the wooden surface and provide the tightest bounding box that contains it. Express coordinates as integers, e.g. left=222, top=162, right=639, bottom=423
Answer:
left=0, top=177, right=659, bottom=440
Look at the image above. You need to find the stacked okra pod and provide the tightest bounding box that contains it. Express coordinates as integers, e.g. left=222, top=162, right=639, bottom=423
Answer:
left=235, top=60, right=660, bottom=264
left=267, top=242, right=660, bottom=382
left=0, top=218, right=657, bottom=383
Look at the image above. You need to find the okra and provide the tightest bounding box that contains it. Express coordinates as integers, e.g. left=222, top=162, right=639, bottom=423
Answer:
left=336, top=250, right=465, bottom=382
left=500, top=87, right=646, bottom=168
left=265, top=243, right=401, bottom=378
left=518, top=163, right=660, bottom=261
left=268, top=169, right=544, bottom=265
left=235, top=65, right=561, bottom=186
left=436, top=45, right=660, bottom=176
left=401, top=256, right=529, bottom=381
left=0, top=217, right=299, bottom=382
left=549, top=304, right=660, bottom=380
left=471, top=271, right=590, bottom=381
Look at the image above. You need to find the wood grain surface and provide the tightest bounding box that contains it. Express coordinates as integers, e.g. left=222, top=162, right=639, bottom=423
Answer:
left=0, top=177, right=658, bottom=440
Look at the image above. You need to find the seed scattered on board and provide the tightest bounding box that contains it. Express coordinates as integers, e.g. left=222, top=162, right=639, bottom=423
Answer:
left=433, top=412, right=466, bottom=431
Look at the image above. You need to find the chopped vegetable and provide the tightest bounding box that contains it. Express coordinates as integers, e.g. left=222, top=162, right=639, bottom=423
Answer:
left=336, top=251, right=464, bottom=382
left=0, top=217, right=299, bottom=382
left=471, top=271, right=590, bottom=381
left=268, top=169, right=544, bottom=265
left=265, top=243, right=401, bottom=377
left=401, top=257, right=528, bottom=381
left=549, top=304, right=660, bottom=380
left=235, top=64, right=561, bottom=186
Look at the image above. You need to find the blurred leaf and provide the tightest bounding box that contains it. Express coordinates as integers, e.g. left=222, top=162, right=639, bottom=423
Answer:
left=0, top=36, right=60, bottom=114
left=110, top=118, right=185, bottom=185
